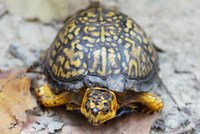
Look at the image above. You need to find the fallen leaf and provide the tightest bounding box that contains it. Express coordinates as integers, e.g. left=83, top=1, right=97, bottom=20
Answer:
left=0, top=69, right=37, bottom=134
left=21, top=107, right=159, bottom=134
left=59, top=108, right=159, bottom=134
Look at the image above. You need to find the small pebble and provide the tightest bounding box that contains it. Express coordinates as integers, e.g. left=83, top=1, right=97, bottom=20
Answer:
left=47, top=121, right=64, bottom=134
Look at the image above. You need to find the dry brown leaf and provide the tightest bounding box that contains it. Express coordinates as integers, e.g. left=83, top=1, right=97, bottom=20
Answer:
left=22, top=107, right=159, bottom=134
left=0, top=69, right=37, bottom=134
left=59, top=109, right=159, bottom=134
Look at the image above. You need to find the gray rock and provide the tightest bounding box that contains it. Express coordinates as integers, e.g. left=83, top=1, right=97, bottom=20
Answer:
left=0, top=1, right=7, bottom=18
left=9, top=43, right=39, bottom=67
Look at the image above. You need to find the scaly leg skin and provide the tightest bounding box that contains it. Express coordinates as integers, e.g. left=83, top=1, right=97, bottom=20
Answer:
left=35, top=84, right=71, bottom=107
left=129, top=92, right=164, bottom=114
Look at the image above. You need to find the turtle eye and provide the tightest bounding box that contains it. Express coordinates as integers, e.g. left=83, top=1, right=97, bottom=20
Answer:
left=102, top=107, right=110, bottom=115
left=85, top=104, right=88, bottom=109
left=105, top=108, right=109, bottom=113
left=84, top=101, right=90, bottom=111
left=104, top=108, right=110, bottom=114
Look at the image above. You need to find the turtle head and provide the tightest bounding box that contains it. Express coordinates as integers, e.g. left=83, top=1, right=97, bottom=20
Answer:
left=81, top=87, right=118, bottom=125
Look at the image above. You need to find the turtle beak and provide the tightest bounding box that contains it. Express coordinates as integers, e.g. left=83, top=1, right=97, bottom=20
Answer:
left=89, top=116, right=101, bottom=126
left=86, top=107, right=101, bottom=125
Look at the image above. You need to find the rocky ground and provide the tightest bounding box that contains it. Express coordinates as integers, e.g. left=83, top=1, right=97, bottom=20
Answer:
left=0, top=0, right=200, bottom=133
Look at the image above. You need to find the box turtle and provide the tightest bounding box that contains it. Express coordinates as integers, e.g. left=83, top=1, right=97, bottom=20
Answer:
left=35, top=2, right=163, bottom=126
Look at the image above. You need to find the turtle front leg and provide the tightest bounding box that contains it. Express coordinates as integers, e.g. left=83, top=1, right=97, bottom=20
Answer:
left=127, top=92, right=164, bottom=114
left=35, top=84, right=71, bottom=107
left=135, top=92, right=163, bottom=113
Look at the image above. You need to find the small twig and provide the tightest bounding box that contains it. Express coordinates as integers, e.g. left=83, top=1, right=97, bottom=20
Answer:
left=154, top=45, right=165, bottom=53
left=157, top=76, right=180, bottom=109
left=174, top=69, right=192, bottom=74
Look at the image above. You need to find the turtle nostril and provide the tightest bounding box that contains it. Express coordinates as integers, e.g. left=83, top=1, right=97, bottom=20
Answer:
left=91, top=108, right=99, bottom=116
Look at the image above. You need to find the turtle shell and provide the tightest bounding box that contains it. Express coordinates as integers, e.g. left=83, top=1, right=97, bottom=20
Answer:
left=45, top=4, right=158, bottom=93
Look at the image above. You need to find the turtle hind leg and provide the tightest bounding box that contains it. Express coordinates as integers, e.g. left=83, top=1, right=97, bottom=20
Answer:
left=35, top=84, right=71, bottom=107
left=133, top=92, right=164, bottom=114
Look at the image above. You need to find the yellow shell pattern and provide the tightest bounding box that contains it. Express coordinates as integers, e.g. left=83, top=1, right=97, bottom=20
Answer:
left=46, top=5, right=158, bottom=82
